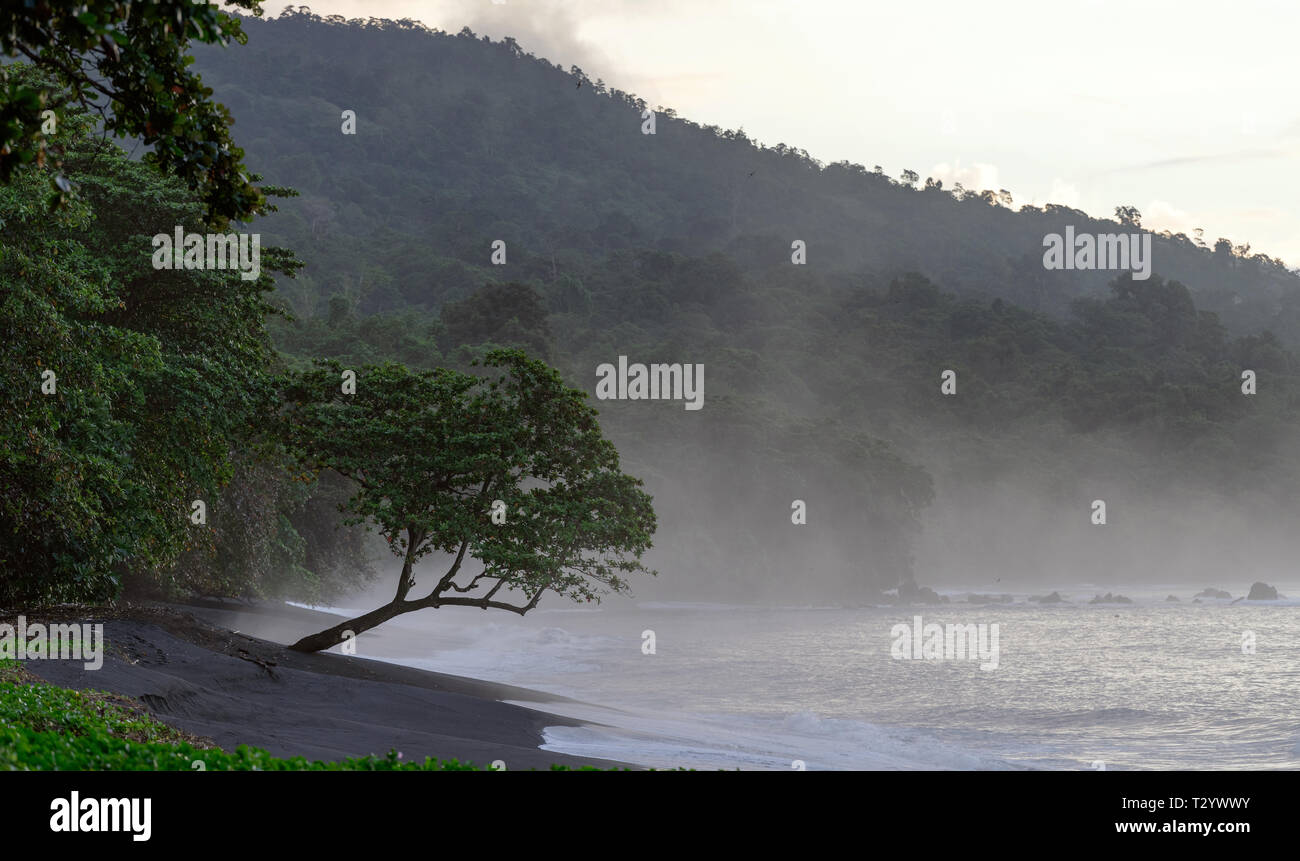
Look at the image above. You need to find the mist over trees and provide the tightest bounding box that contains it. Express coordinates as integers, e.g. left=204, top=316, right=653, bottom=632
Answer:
left=6, top=5, right=1299, bottom=609
left=176, top=8, right=1300, bottom=599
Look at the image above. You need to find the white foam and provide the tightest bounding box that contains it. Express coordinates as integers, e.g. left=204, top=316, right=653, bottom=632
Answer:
left=284, top=600, right=363, bottom=617
left=516, top=701, right=1018, bottom=771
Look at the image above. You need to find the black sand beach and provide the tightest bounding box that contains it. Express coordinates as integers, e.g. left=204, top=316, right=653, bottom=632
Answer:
left=21, top=602, right=632, bottom=770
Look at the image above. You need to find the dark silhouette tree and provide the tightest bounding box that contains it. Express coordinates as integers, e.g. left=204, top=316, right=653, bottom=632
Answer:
left=439, top=282, right=552, bottom=358
left=1114, top=205, right=1142, bottom=228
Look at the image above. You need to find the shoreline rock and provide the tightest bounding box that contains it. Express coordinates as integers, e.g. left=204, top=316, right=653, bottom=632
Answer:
left=1246, top=582, right=1279, bottom=601
left=1088, top=593, right=1133, bottom=604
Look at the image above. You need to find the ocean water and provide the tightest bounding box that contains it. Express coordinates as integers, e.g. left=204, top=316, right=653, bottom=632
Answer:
left=294, top=588, right=1300, bottom=770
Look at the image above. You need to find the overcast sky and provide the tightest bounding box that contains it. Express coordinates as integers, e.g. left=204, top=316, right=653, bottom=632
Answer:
left=258, top=0, right=1300, bottom=266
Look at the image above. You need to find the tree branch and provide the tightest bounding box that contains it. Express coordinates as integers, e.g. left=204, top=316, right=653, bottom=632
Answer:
left=417, top=595, right=532, bottom=615
left=422, top=535, right=470, bottom=601
left=17, top=45, right=119, bottom=103
left=446, top=572, right=490, bottom=593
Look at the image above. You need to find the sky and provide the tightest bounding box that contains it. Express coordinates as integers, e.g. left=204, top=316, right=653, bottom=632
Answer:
left=258, top=0, right=1300, bottom=266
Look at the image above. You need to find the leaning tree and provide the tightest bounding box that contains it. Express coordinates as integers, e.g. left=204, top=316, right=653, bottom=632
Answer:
left=279, top=349, right=656, bottom=652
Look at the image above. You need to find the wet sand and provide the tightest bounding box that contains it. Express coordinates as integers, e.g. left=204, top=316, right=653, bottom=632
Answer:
left=20, top=602, right=633, bottom=770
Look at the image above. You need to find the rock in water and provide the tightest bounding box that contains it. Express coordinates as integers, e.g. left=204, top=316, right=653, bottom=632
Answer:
left=1089, top=592, right=1133, bottom=604
left=896, top=582, right=949, bottom=604
left=1247, top=582, right=1279, bottom=600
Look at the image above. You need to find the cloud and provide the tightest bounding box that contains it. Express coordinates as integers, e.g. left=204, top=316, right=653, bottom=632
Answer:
left=1142, top=200, right=1300, bottom=263
left=1104, top=147, right=1287, bottom=174
left=260, top=1, right=686, bottom=104
left=928, top=160, right=1002, bottom=192
left=1142, top=199, right=1198, bottom=236
left=1044, top=179, right=1081, bottom=209
left=454, top=0, right=617, bottom=79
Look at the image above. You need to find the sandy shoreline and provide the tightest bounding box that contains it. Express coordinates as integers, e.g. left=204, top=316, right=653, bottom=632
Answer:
left=17, top=601, right=636, bottom=770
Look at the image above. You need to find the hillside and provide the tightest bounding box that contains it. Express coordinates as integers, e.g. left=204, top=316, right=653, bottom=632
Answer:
left=185, top=9, right=1300, bottom=598
left=194, top=10, right=1300, bottom=334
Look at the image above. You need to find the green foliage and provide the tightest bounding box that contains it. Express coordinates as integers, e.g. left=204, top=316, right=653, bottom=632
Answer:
left=179, top=10, right=1300, bottom=598
left=439, top=282, right=551, bottom=360
left=270, top=304, right=444, bottom=371
left=0, top=92, right=304, bottom=605
left=194, top=9, right=1300, bottom=339
left=145, top=452, right=377, bottom=604
left=280, top=349, right=655, bottom=635
left=6, top=7, right=1298, bottom=606
left=0, top=2, right=267, bottom=225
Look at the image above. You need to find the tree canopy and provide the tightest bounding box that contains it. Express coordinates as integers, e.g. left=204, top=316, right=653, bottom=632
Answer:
left=280, top=350, right=656, bottom=652
left=0, top=73, right=355, bottom=606
left=0, top=0, right=267, bottom=225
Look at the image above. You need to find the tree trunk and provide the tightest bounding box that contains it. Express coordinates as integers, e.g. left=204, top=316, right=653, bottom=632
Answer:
left=291, top=529, right=426, bottom=653
left=393, top=528, right=417, bottom=603
left=287, top=599, right=411, bottom=653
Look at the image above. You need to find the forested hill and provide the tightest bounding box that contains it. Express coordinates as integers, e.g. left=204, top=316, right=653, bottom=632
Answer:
left=186, top=9, right=1300, bottom=598
left=195, top=9, right=1299, bottom=340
